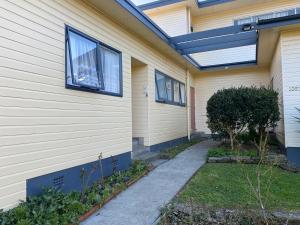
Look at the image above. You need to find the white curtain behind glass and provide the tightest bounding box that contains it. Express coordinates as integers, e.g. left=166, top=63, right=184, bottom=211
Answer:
left=156, top=73, right=167, bottom=100
left=173, top=81, right=180, bottom=103
left=166, top=78, right=172, bottom=101
left=180, top=84, right=186, bottom=104
left=69, top=31, right=99, bottom=88
left=101, top=46, right=120, bottom=94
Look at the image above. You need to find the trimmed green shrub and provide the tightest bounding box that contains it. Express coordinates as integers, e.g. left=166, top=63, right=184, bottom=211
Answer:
left=206, top=87, right=249, bottom=150
left=206, top=86, right=280, bottom=155
left=247, top=87, right=280, bottom=156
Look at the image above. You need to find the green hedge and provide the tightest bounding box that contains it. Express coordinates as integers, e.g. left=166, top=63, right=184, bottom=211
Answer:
left=208, top=147, right=257, bottom=158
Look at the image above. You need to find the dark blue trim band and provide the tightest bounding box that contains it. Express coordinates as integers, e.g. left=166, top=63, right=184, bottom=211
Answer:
left=171, top=25, right=246, bottom=44
left=177, top=31, right=256, bottom=49
left=197, top=0, right=235, bottom=8
left=286, top=147, right=300, bottom=168
left=178, top=31, right=257, bottom=54
left=139, top=0, right=184, bottom=11
left=150, top=136, right=188, bottom=152
left=26, top=152, right=132, bottom=197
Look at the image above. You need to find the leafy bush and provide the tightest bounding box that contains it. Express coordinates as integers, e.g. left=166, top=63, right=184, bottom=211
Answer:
left=247, top=87, right=280, bottom=156
left=207, top=86, right=280, bottom=155
left=207, top=87, right=249, bottom=150
left=0, top=161, right=149, bottom=225
left=208, top=147, right=257, bottom=158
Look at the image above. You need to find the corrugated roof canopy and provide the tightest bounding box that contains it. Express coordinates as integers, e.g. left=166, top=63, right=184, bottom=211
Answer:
left=190, top=45, right=257, bottom=68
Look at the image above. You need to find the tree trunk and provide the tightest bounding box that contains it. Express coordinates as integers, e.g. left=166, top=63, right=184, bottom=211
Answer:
left=229, top=131, right=234, bottom=150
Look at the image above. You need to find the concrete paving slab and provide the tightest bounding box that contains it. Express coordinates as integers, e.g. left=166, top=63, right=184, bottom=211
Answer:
left=81, top=140, right=218, bottom=225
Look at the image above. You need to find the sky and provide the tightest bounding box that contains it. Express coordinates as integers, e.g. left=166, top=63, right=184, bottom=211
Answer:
left=131, top=0, right=155, bottom=5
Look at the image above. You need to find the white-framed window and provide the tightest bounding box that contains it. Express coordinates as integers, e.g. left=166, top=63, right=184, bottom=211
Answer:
left=155, top=70, right=186, bottom=106
left=66, top=26, right=122, bottom=96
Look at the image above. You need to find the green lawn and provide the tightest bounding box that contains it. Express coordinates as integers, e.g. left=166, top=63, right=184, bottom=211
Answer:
left=178, top=163, right=300, bottom=210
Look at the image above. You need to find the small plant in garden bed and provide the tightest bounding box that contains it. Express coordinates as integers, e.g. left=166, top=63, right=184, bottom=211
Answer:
left=0, top=161, right=150, bottom=225
left=159, top=139, right=201, bottom=159
left=208, top=147, right=257, bottom=158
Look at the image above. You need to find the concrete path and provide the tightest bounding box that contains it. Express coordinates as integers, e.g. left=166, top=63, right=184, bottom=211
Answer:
left=81, top=140, right=218, bottom=225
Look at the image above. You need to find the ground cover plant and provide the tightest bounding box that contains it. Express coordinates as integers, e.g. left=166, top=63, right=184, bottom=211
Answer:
left=160, top=203, right=286, bottom=225
left=208, top=147, right=257, bottom=158
left=159, top=139, right=201, bottom=159
left=0, top=161, right=149, bottom=225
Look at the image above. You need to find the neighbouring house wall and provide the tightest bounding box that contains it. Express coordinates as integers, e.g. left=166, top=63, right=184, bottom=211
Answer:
left=145, top=5, right=189, bottom=36
left=192, top=0, right=300, bottom=32
left=270, top=37, right=285, bottom=145
left=132, top=65, right=149, bottom=145
left=0, top=0, right=188, bottom=209
left=194, top=68, right=270, bottom=133
left=281, top=30, right=300, bottom=149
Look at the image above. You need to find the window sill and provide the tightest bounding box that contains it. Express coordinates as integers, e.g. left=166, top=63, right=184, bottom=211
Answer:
left=66, top=84, right=123, bottom=97
left=155, top=99, right=186, bottom=107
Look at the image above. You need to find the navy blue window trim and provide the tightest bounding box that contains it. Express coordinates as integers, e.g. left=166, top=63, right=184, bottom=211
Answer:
left=155, top=70, right=186, bottom=107
left=65, top=25, right=123, bottom=97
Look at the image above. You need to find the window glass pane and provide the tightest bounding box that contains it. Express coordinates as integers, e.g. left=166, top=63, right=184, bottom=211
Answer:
left=66, top=44, right=72, bottom=85
left=156, top=72, right=167, bottom=100
left=69, top=31, right=99, bottom=88
left=166, top=77, right=172, bottom=101
left=180, top=83, right=186, bottom=104
left=173, top=81, right=180, bottom=103
left=101, top=46, right=121, bottom=94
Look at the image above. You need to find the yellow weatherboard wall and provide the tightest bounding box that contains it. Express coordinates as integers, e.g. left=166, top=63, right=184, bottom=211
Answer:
left=270, top=37, right=285, bottom=145
left=132, top=65, right=150, bottom=145
left=148, top=66, right=188, bottom=146
left=281, top=30, right=300, bottom=148
left=0, top=0, right=188, bottom=209
left=145, top=4, right=189, bottom=36
left=193, top=68, right=270, bottom=133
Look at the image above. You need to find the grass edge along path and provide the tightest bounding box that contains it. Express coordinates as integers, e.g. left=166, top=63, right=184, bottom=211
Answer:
left=159, top=139, right=202, bottom=159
